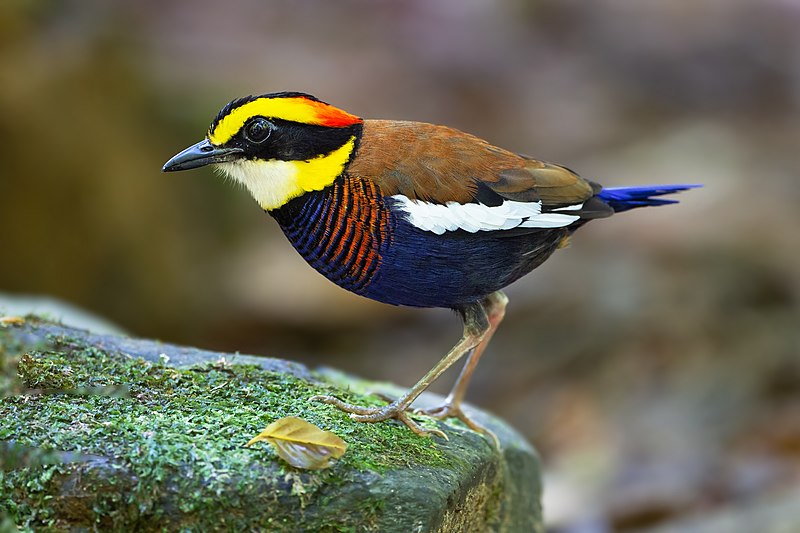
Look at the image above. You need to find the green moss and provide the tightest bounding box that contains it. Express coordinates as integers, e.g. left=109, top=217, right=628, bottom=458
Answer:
left=0, top=332, right=456, bottom=530
left=0, top=326, right=22, bottom=398
left=16, top=352, right=78, bottom=390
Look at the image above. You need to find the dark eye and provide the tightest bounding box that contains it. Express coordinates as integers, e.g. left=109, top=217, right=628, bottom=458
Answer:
left=244, top=117, right=272, bottom=143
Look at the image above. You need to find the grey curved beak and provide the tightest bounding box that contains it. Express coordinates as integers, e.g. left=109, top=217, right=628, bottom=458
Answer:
left=162, top=139, right=244, bottom=172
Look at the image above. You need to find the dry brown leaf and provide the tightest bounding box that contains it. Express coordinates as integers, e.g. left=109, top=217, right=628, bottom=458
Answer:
left=245, top=416, right=347, bottom=470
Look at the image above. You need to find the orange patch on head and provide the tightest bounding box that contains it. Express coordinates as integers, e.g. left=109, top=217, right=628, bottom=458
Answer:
left=300, top=97, right=363, bottom=128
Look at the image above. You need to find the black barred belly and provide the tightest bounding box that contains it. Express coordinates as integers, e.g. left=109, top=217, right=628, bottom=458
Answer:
left=363, top=214, right=566, bottom=308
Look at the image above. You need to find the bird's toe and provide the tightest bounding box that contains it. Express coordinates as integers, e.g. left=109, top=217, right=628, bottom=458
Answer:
left=416, top=402, right=499, bottom=448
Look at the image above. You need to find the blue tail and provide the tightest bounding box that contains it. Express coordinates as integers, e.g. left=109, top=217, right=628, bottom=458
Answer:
left=597, top=184, right=701, bottom=213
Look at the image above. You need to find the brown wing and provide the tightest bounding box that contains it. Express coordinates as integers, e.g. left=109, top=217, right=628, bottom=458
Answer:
left=348, top=120, right=604, bottom=213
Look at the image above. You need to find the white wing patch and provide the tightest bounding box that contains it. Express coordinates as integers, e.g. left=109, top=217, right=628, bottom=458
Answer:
left=391, top=195, right=581, bottom=235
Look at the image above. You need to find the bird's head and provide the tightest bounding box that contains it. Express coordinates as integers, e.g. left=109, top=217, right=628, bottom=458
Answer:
left=163, top=92, right=363, bottom=210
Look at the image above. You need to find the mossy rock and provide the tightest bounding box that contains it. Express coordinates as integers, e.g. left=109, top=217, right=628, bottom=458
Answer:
left=0, top=318, right=542, bottom=532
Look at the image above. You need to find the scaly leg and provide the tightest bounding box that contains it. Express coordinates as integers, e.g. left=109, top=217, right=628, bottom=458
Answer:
left=416, top=291, right=508, bottom=441
left=312, top=302, right=489, bottom=438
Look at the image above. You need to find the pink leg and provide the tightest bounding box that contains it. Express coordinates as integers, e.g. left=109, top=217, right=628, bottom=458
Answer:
left=312, top=300, right=490, bottom=438
left=416, top=291, right=507, bottom=443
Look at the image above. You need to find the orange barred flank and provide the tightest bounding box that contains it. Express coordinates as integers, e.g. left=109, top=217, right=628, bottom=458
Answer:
left=270, top=175, right=388, bottom=295
left=340, top=178, right=384, bottom=289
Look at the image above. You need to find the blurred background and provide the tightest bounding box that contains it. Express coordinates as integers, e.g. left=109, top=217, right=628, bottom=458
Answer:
left=1, top=0, right=799, bottom=531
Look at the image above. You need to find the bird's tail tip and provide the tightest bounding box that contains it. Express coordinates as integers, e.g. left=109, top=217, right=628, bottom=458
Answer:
left=597, top=184, right=702, bottom=212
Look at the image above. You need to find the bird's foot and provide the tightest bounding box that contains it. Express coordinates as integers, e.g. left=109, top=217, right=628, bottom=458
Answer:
left=415, top=402, right=500, bottom=448
left=310, top=394, right=447, bottom=439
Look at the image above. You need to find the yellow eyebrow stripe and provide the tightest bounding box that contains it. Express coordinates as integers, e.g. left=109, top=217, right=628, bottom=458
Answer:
left=209, top=97, right=361, bottom=145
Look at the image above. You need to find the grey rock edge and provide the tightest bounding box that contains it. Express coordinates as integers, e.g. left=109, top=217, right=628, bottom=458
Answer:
left=1, top=319, right=543, bottom=532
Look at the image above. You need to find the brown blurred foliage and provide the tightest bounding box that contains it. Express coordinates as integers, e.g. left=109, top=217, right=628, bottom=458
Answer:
left=1, top=0, right=799, bottom=530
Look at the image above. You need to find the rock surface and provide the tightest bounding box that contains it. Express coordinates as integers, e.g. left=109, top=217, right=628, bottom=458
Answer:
left=0, top=318, right=542, bottom=532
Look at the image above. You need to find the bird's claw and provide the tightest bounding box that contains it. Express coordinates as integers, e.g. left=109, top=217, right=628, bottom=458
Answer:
left=310, top=394, right=447, bottom=439
left=415, top=402, right=500, bottom=448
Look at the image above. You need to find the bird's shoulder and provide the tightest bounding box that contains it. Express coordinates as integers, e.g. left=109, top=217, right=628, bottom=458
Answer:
left=347, top=119, right=597, bottom=207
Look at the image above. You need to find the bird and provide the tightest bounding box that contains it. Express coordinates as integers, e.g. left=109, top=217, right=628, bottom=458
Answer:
left=163, top=91, right=698, bottom=440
